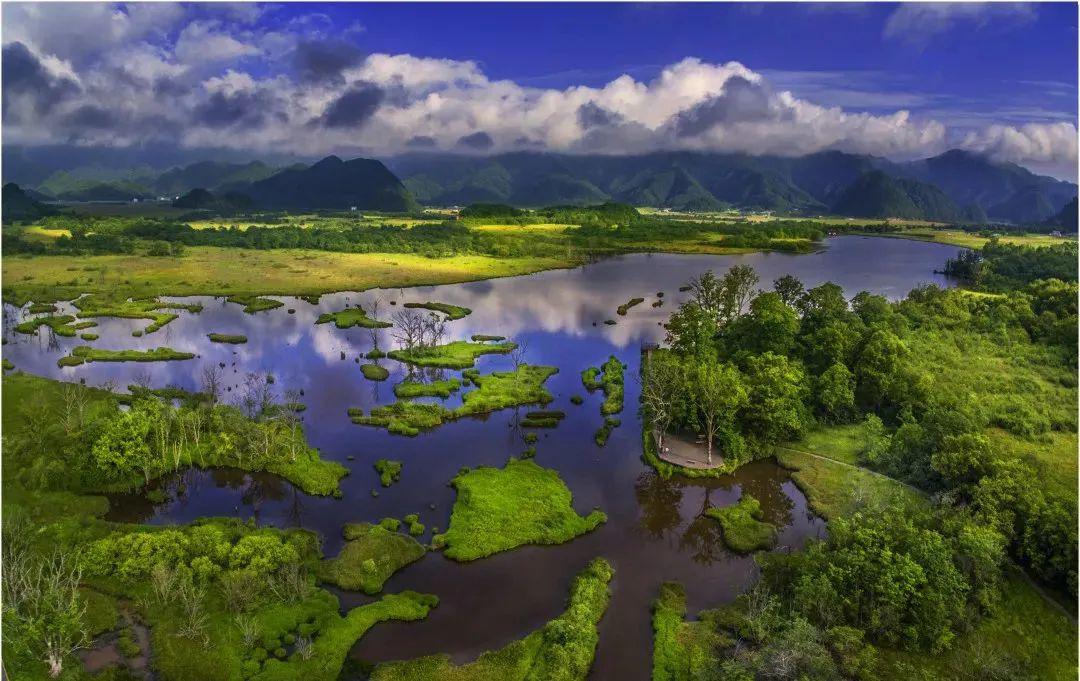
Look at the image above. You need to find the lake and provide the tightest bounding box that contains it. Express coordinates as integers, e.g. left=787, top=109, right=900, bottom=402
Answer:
left=2, top=236, right=962, bottom=679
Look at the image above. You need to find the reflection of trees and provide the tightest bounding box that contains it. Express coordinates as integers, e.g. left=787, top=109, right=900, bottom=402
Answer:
left=240, top=472, right=288, bottom=510
left=735, top=465, right=794, bottom=528
left=634, top=470, right=683, bottom=540
left=679, top=513, right=725, bottom=565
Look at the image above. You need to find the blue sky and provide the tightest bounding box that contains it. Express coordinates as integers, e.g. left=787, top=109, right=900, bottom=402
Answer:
left=3, top=2, right=1077, bottom=177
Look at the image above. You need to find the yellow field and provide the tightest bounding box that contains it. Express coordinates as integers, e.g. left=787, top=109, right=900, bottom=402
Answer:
left=1, top=247, right=577, bottom=305
left=883, top=228, right=1076, bottom=249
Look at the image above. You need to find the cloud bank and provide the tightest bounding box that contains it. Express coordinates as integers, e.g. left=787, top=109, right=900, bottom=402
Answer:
left=1, top=3, right=1075, bottom=179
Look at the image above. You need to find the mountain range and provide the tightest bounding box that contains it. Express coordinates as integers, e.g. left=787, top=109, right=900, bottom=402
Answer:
left=3, top=148, right=1075, bottom=225
left=387, top=149, right=1076, bottom=225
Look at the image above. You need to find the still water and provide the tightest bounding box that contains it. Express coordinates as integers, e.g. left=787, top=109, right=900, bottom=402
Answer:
left=2, top=236, right=961, bottom=679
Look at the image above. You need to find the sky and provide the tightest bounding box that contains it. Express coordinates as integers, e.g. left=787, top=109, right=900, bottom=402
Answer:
left=2, top=2, right=1077, bottom=178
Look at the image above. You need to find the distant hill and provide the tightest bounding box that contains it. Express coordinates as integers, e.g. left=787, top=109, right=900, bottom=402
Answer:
left=172, top=188, right=253, bottom=212
left=831, top=171, right=961, bottom=222
left=388, top=149, right=1076, bottom=223
left=37, top=165, right=157, bottom=201
left=155, top=161, right=281, bottom=196
left=1045, top=196, right=1078, bottom=232
left=243, top=156, right=418, bottom=212
left=2, top=183, right=56, bottom=222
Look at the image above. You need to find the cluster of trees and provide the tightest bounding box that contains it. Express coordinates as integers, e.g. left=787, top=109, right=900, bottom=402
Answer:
left=644, top=261, right=1078, bottom=657
left=944, top=240, right=1078, bottom=290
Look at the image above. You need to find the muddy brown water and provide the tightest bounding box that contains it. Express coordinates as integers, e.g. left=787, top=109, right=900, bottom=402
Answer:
left=2, top=237, right=961, bottom=679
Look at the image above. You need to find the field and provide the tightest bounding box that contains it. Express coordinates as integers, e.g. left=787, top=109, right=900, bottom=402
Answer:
left=2, top=247, right=575, bottom=305
left=863, top=228, right=1076, bottom=249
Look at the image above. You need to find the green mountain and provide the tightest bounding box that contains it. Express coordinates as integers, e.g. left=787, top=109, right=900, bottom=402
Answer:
left=2, top=183, right=55, bottom=222
left=243, top=156, right=418, bottom=212
left=37, top=165, right=157, bottom=201
left=388, top=150, right=1075, bottom=223
left=1045, top=196, right=1078, bottom=231
left=172, top=188, right=253, bottom=212
left=831, top=171, right=961, bottom=221
left=155, top=161, right=280, bottom=196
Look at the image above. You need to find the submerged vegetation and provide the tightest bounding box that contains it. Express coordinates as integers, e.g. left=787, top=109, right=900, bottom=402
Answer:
left=433, top=459, right=607, bottom=561
left=371, top=558, right=613, bottom=681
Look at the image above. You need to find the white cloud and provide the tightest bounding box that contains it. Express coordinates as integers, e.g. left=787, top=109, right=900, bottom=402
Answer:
left=959, top=122, right=1078, bottom=171
left=884, top=3, right=1036, bottom=46
left=174, top=20, right=261, bottom=65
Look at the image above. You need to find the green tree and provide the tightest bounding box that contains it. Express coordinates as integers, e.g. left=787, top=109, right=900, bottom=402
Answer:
left=853, top=328, right=907, bottom=411
left=773, top=274, right=805, bottom=307
left=664, top=301, right=717, bottom=358
left=725, top=291, right=799, bottom=357
left=689, top=358, right=747, bottom=465
left=740, top=352, right=807, bottom=443
left=814, top=362, right=855, bottom=423
left=90, top=400, right=159, bottom=483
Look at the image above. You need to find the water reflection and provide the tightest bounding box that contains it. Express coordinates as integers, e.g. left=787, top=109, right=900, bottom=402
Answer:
left=1, top=237, right=959, bottom=681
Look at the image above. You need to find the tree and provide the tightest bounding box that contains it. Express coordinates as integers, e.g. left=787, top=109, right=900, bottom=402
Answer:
left=814, top=363, right=855, bottom=424
left=854, top=329, right=907, bottom=410
left=91, top=401, right=157, bottom=483
left=689, top=357, right=747, bottom=465
left=720, top=264, right=760, bottom=321
left=509, top=338, right=529, bottom=369
left=740, top=352, right=808, bottom=443
left=664, top=301, right=717, bottom=358
left=773, top=274, right=805, bottom=307
left=640, top=350, right=684, bottom=453
left=725, top=291, right=799, bottom=357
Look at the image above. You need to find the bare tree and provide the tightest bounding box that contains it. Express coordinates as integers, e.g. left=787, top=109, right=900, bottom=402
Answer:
left=640, top=351, right=682, bottom=454
left=368, top=297, right=383, bottom=349
left=508, top=338, right=529, bottom=369
left=132, top=370, right=152, bottom=391
left=392, top=308, right=425, bottom=350
left=237, top=372, right=275, bottom=421
left=201, top=365, right=224, bottom=404
left=60, top=385, right=88, bottom=436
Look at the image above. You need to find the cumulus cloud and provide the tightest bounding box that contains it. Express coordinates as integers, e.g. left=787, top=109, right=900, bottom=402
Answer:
left=0, top=3, right=1074, bottom=179
left=959, top=122, right=1079, bottom=171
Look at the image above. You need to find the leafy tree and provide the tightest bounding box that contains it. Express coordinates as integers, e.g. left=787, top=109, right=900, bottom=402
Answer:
left=724, top=291, right=799, bottom=357
left=853, top=328, right=907, bottom=411
left=640, top=351, right=685, bottom=453
left=90, top=400, right=159, bottom=483
left=814, top=362, right=856, bottom=424
left=664, top=301, right=717, bottom=358
left=773, top=274, right=805, bottom=307
left=740, top=352, right=808, bottom=443
left=689, top=358, right=747, bottom=465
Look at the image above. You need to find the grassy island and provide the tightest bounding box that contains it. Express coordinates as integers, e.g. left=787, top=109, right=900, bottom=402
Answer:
left=432, top=458, right=606, bottom=561
left=371, top=558, right=613, bottom=681
left=617, top=297, right=645, bottom=315
left=704, top=493, right=778, bottom=553
left=374, top=459, right=403, bottom=486
left=227, top=294, right=284, bottom=313
left=317, top=522, right=427, bottom=594
left=208, top=333, right=248, bottom=344
left=316, top=307, right=392, bottom=329
left=361, top=363, right=390, bottom=381
left=393, top=378, right=462, bottom=399
left=58, top=345, right=195, bottom=367
left=403, top=301, right=472, bottom=320
left=387, top=339, right=517, bottom=369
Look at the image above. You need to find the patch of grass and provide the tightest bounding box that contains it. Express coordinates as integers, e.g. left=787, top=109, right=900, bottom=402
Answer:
left=393, top=378, right=462, bottom=399
left=704, top=493, right=778, bottom=553
left=365, top=348, right=386, bottom=359
left=80, top=332, right=99, bottom=341
left=316, top=522, right=426, bottom=595
left=651, top=582, right=727, bottom=681
left=361, top=364, right=390, bottom=381
left=227, top=294, right=284, bottom=313
left=74, top=292, right=201, bottom=333
left=570, top=395, right=584, bottom=405
left=387, top=340, right=516, bottom=369
left=15, top=314, right=82, bottom=337
left=617, top=297, right=645, bottom=315
left=71, top=346, right=178, bottom=367
left=403, top=513, right=425, bottom=536
left=371, top=558, right=613, bottom=681
left=403, top=301, right=472, bottom=320
left=27, top=302, right=58, bottom=313
left=2, top=358, right=14, bottom=371
left=471, top=334, right=505, bottom=342
left=316, top=307, right=392, bottom=329
left=432, top=458, right=606, bottom=561
left=59, top=345, right=195, bottom=366
left=2, top=247, right=573, bottom=308
left=522, top=409, right=566, bottom=428
left=374, top=459, right=403, bottom=487
left=594, top=417, right=621, bottom=446
left=352, top=365, right=556, bottom=435
left=208, top=333, right=248, bottom=344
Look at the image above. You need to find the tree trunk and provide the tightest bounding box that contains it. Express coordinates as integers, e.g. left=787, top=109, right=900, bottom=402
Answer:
left=706, top=431, right=713, bottom=465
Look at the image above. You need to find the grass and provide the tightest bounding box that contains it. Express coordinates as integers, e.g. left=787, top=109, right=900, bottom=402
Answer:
left=58, top=345, right=195, bottom=367
left=27, top=302, right=57, bottom=314
left=651, top=582, right=727, bottom=681
left=393, top=378, right=462, bottom=399
left=403, top=301, right=473, bottom=320
left=228, top=294, right=284, bottom=313
left=352, top=365, right=557, bottom=436
left=387, top=340, right=517, bottom=369
left=471, top=334, right=505, bottom=342
left=1, top=246, right=574, bottom=307
left=704, top=493, right=778, bottom=553
left=583, top=356, right=625, bottom=415
left=867, top=228, right=1076, bottom=249
left=374, top=459, right=403, bottom=487
left=15, top=314, right=85, bottom=337
left=73, top=292, right=201, bottom=334
left=316, top=522, right=426, bottom=595
left=594, top=417, right=621, bottom=446
left=521, top=409, right=566, bottom=428
left=404, top=513, right=425, bottom=536
left=208, top=333, right=248, bottom=344
left=432, top=458, right=606, bottom=561
left=616, top=297, right=645, bottom=315
left=80, top=332, right=98, bottom=341
left=361, top=364, right=390, bottom=381
left=370, top=558, right=613, bottom=681
left=316, top=307, right=392, bottom=329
